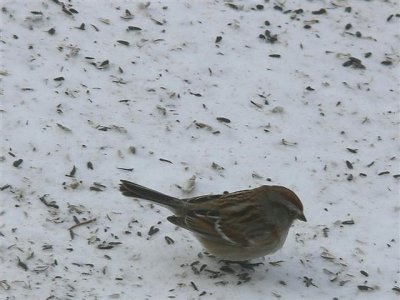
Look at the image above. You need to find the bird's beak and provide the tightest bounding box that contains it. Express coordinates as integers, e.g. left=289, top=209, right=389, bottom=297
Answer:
left=297, top=213, right=307, bottom=222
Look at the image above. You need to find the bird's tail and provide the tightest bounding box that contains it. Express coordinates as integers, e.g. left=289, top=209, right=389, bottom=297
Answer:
left=119, top=180, right=182, bottom=210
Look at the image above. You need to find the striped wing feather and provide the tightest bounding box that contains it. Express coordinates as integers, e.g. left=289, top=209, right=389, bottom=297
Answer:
left=168, top=189, right=277, bottom=247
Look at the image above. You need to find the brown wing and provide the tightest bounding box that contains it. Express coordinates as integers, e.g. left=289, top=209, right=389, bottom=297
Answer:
left=169, top=194, right=237, bottom=242
left=167, top=210, right=224, bottom=242
left=215, top=190, right=278, bottom=247
left=169, top=187, right=278, bottom=247
left=218, top=212, right=278, bottom=247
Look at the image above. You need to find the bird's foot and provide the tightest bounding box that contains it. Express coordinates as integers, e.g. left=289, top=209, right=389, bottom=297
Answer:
left=219, top=260, right=264, bottom=271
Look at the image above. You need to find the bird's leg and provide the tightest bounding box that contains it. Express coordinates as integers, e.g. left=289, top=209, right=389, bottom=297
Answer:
left=219, top=260, right=264, bottom=271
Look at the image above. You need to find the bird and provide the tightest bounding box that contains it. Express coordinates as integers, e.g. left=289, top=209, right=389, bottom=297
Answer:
left=119, top=180, right=306, bottom=261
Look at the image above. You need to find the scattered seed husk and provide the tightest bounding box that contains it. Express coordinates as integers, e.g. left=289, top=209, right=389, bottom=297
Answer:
left=220, top=265, right=235, bottom=273
left=117, top=40, right=130, bottom=46
left=226, top=3, right=242, bottom=10
left=57, top=123, right=72, bottom=132
left=67, top=181, right=80, bottom=190
left=264, top=30, right=278, bottom=43
left=159, top=158, right=173, bottom=164
left=181, top=175, right=196, bottom=194
left=66, top=165, right=76, bottom=177
left=216, top=117, right=230, bottom=123
left=342, top=219, right=355, bottom=225
left=251, top=172, right=263, bottom=179
left=33, top=264, right=50, bottom=273
left=1, top=184, right=10, bottom=191
left=237, top=272, right=251, bottom=283
left=346, top=160, right=353, bottom=169
left=358, top=285, right=374, bottom=291
left=271, top=292, right=281, bottom=298
left=346, top=148, right=358, bottom=153
left=121, top=9, right=134, bottom=20
left=127, top=26, right=142, bottom=31
left=151, top=18, right=164, bottom=25
left=250, top=100, right=263, bottom=108
left=99, top=60, right=109, bottom=68
left=340, top=280, right=350, bottom=286
left=211, top=162, right=224, bottom=171
left=269, top=260, right=284, bottom=266
left=194, top=121, right=213, bottom=131
left=97, top=242, right=122, bottom=249
left=381, top=60, right=393, bottom=66
left=39, top=194, right=59, bottom=209
left=342, top=56, right=365, bottom=69
left=281, top=139, right=297, bottom=146
left=17, top=257, right=28, bottom=271
left=90, top=185, right=104, bottom=192
left=13, top=159, right=23, bottom=167
left=271, top=106, right=284, bottom=113
left=303, top=276, right=317, bottom=287
left=87, top=161, right=94, bottom=170
left=392, top=286, right=400, bottom=293
left=0, top=280, right=10, bottom=290
left=156, top=105, right=167, bottom=115
left=99, top=18, right=110, bottom=25
left=165, top=236, right=174, bottom=244
left=323, top=268, right=338, bottom=281
left=117, top=167, right=134, bottom=172
left=62, top=5, right=73, bottom=15
left=91, top=24, right=99, bottom=32
left=189, top=91, right=202, bottom=97
left=378, top=171, right=390, bottom=176
left=312, top=8, right=327, bottom=15
left=190, top=281, right=198, bottom=291
left=68, top=218, right=96, bottom=234
left=321, top=251, right=336, bottom=260
left=129, top=146, right=136, bottom=154
left=323, top=227, right=329, bottom=237
left=148, top=226, right=159, bottom=236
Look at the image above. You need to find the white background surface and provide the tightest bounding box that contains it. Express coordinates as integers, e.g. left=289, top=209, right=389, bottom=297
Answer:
left=1, top=0, right=399, bottom=299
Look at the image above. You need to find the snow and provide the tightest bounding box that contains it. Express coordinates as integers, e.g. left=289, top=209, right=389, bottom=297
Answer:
left=0, top=0, right=399, bottom=299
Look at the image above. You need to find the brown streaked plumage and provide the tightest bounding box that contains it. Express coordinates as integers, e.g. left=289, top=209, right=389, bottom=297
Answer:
left=119, top=180, right=306, bottom=261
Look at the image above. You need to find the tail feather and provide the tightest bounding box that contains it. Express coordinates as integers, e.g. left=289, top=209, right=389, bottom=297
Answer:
left=119, top=180, right=181, bottom=210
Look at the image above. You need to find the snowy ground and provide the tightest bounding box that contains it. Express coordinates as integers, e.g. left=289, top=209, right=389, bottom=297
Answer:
left=1, top=0, right=399, bottom=299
